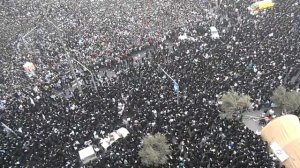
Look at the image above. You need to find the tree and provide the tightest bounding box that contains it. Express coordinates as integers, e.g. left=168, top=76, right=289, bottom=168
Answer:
left=271, top=86, right=300, bottom=113
left=138, top=133, right=171, bottom=167
left=294, top=106, right=300, bottom=117
left=270, top=86, right=287, bottom=109
left=220, top=91, right=252, bottom=119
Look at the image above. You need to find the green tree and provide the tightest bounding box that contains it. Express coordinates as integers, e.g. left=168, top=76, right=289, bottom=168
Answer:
left=270, top=86, right=287, bottom=109
left=220, top=91, right=252, bottom=119
left=138, top=133, right=171, bottom=167
left=271, top=86, right=300, bottom=113
left=294, top=106, right=300, bottom=116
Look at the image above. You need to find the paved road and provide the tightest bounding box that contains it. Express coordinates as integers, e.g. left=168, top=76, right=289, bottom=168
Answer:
left=242, top=110, right=264, bottom=133
left=242, top=107, right=282, bottom=133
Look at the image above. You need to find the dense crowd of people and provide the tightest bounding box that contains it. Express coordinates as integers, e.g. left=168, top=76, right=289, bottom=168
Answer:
left=0, top=0, right=210, bottom=94
left=1, top=0, right=300, bottom=167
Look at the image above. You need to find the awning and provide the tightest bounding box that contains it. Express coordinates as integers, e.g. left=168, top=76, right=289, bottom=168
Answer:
left=261, top=115, right=300, bottom=168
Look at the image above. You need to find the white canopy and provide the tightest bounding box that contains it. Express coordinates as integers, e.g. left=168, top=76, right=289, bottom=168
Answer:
left=116, top=127, right=130, bottom=138
left=100, top=127, right=129, bottom=150
left=78, top=146, right=97, bottom=164
left=79, top=127, right=130, bottom=164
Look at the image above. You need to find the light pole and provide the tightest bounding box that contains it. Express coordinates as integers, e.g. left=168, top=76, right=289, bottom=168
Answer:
left=157, top=64, right=179, bottom=104
left=72, top=57, right=98, bottom=92
left=1, top=122, right=18, bottom=137
left=46, top=19, right=84, bottom=95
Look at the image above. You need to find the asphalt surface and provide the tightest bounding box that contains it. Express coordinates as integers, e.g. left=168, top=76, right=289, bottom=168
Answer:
left=242, top=110, right=264, bottom=133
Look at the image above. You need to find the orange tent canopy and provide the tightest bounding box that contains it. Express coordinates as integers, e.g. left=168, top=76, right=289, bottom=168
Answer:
left=261, top=115, right=300, bottom=168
